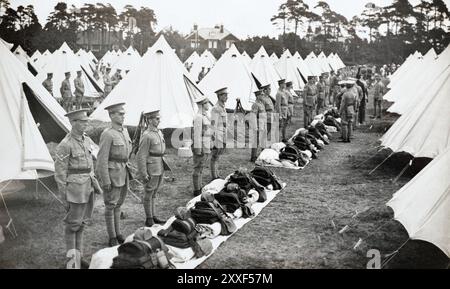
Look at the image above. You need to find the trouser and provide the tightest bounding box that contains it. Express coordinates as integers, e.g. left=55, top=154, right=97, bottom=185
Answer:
left=341, top=117, right=353, bottom=141
left=211, top=147, right=226, bottom=179
left=279, top=118, right=288, bottom=141
left=103, top=185, right=127, bottom=239
left=287, top=104, right=294, bottom=123
left=374, top=99, right=382, bottom=118
left=316, top=97, right=324, bottom=115
left=303, top=105, right=313, bottom=128
left=75, top=93, right=84, bottom=110
left=359, top=100, right=366, bottom=124
left=192, top=153, right=209, bottom=191
left=62, top=97, right=73, bottom=112
left=63, top=192, right=94, bottom=269
left=143, top=174, right=164, bottom=220
left=250, top=130, right=266, bottom=160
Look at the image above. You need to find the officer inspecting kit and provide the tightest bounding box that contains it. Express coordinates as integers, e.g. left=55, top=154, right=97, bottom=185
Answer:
left=210, top=87, right=228, bottom=180
left=339, top=80, right=357, bottom=143
left=136, top=110, right=169, bottom=227
left=96, top=102, right=132, bottom=247
left=54, top=109, right=102, bottom=269
left=192, top=96, right=212, bottom=196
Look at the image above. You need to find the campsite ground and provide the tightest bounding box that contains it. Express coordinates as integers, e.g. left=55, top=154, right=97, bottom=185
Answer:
left=0, top=94, right=448, bottom=269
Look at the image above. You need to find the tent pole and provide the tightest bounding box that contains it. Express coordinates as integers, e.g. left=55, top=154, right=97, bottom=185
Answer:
left=381, top=238, right=410, bottom=269
left=128, top=188, right=142, bottom=203
left=368, top=152, right=395, bottom=175
left=0, top=181, right=18, bottom=238
left=37, top=179, right=64, bottom=207
left=391, top=158, right=413, bottom=184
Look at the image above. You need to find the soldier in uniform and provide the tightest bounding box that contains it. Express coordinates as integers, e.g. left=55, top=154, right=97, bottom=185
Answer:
left=54, top=109, right=102, bottom=269
left=285, top=81, right=295, bottom=124
left=339, top=80, right=357, bottom=143
left=372, top=74, right=385, bottom=119
left=96, top=103, right=132, bottom=247
left=316, top=75, right=326, bottom=115
left=111, top=69, right=122, bottom=88
left=136, top=110, right=168, bottom=227
left=261, top=83, right=274, bottom=140
left=275, top=79, right=289, bottom=141
left=329, top=71, right=339, bottom=106
left=210, top=87, right=228, bottom=180
left=42, top=73, right=53, bottom=96
left=103, top=67, right=113, bottom=97
left=303, top=76, right=317, bottom=128
left=74, top=70, right=85, bottom=110
left=323, top=72, right=330, bottom=106
left=60, top=72, right=73, bottom=112
left=250, top=90, right=267, bottom=162
left=198, top=67, right=206, bottom=83
left=192, top=96, right=211, bottom=196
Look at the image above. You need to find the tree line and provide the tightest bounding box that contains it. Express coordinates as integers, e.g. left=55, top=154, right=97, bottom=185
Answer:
left=0, top=0, right=448, bottom=66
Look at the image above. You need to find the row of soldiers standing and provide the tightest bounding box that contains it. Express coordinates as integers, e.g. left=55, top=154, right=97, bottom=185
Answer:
left=54, top=104, right=169, bottom=269
left=41, top=67, right=123, bottom=113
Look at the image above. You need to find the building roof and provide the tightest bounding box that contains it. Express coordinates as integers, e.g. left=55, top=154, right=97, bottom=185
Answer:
left=186, top=25, right=238, bottom=41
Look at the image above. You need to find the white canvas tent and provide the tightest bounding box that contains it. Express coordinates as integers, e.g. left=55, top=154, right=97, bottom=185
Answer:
left=76, top=49, right=96, bottom=74
left=383, top=48, right=436, bottom=105
left=111, top=46, right=141, bottom=75
left=100, top=49, right=122, bottom=68
left=241, top=50, right=252, bottom=66
left=184, top=51, right=200, bottom=67
left=188, top=50, right=217, bottom=82
left=13, top=45, right=31, bottom=66
left=318, top=52, right=332, bottom=73
left=379, top=57, right=450, bottom=159
left=0, top=38, right=71, bottom=182
left=250, top=46, right=281, bottom=100
left=31, top=50, right=41, bottom=64
left=387, top=147, right=450, bottom=258
left=304, top=52, right=323, bottom=76
left=387, top=48, right=446, bottom=115
left=199, top=44, right=259, bottom=111
left=90, top=36, right=203, bottom=128
left=270, top=52, right=279, bottom=64
left=292, top=51, right=312, bottom=81
left=37, top=42, right=103, bottom=101
left=274, top=50, right=304, bottom=91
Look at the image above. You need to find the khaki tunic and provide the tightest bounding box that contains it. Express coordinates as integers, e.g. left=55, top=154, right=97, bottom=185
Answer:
left=136, top=127, right=166, bottom=178
left=211, top=102, right=227, bottom=148
left=193, top=112, right=212, bottom=155
left=60, top=79, right=73, bottom=98
left=74, top=77, right=85, bottom=97
left=275, top=89, right=289, bottom=119
left=42, top=79, right=53, bottom=95
left=55, top=133, right=96, bottom=204
left=96, top=126, right=132, bottom=187
left=373, top=81, right=385, bottom=101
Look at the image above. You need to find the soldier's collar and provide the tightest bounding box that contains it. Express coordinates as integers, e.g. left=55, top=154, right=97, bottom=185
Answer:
left=147, top=126, right=159, bottom=132
left=111, top=123, right=124, bottom=131
left=70, top=131, right=85, bottom=141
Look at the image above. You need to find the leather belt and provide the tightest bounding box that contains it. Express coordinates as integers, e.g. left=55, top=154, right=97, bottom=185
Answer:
left=109, top=157, right=128, bottom=163
left=149, top=153, right=165, bottom=157
left=68, top=168, right=91, bottom=175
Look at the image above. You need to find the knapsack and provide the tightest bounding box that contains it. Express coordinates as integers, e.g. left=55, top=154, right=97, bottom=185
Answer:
left=249, top=166, right=282, bottom=191
left=215, top=188, right=254, bottom=218
left=111, top=237, right=170, bottom=269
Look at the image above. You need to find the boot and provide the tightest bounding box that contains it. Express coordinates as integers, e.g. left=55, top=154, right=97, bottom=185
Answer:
left=116, top=234, right=125, bottom=244
left=145, top=218, right=155, bottom=227
left=109, top=237, right=119, bottom=247
left=153, top=216, right=167, bottom=225
left=113, top=208, right=122, bottom=240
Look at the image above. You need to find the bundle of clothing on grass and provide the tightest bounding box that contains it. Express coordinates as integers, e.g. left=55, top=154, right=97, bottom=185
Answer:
left=99, top=167, right=283, bottom=269
left=256, top=118, right=333, bottom=169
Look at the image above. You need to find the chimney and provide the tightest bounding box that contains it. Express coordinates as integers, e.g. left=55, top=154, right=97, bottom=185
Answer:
left=193, top=23, right=198, bottom=31
left=220, top=24, right=224, bottom=33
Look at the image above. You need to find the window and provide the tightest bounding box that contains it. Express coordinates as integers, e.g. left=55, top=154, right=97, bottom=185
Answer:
left=191, top=40, right=198, bottom=49
left=208, top=40, right=218, bottom=49
left=225, top=40, right=234, bottom=49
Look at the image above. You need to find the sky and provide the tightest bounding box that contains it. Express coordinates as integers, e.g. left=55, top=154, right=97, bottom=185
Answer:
left=8, top=0, right=439, bottom=38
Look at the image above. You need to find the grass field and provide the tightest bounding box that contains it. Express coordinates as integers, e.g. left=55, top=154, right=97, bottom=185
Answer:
left=0, top=94, right=448, bottom=269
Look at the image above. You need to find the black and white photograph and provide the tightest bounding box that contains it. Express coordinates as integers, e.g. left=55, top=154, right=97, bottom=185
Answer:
left=0, top=0, right=449, bottom=273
